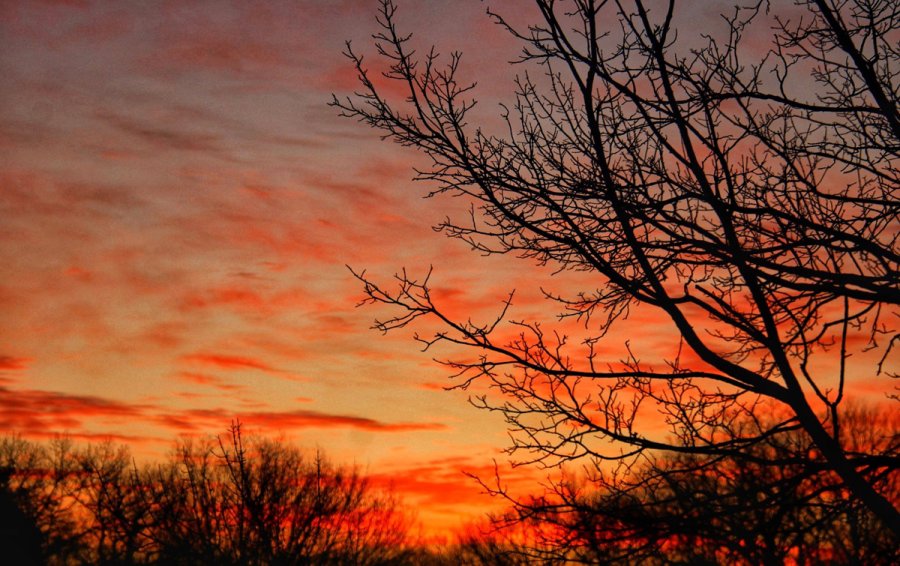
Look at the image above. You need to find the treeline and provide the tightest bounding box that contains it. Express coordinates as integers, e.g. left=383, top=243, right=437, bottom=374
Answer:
left=0, top=423, right=413, bottom=565
left=2, top=413, right=897, bottom=565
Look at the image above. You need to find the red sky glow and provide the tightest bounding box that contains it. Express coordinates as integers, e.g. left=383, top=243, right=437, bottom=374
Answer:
left=1, top=0, right=892, bottom=537
left=0, top=0, right=554, bottom=534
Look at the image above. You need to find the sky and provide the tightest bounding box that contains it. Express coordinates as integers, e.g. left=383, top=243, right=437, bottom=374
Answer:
left=0, top=0, right=559, bottom=534
left=1, top=0, right=893, bottom=536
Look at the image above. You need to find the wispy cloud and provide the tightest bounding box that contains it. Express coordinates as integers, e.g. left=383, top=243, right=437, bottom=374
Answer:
left=0, top=385, right=447, bottom=440
left=154, top=408, right=448, bottom=434
left=0, top=356, right=31, bottom=371
left=98, top=112, right=227, bottom=155
left=0, top=387, right=154, bottom=432
left=173, top=371, right=244, bottom=393
left=181, top=353, right=280, bottom=373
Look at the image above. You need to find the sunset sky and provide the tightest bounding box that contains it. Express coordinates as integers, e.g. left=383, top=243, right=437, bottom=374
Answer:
left=0, top=0, right=560, bottom=533
left=1, top=0, right=892, bottom=536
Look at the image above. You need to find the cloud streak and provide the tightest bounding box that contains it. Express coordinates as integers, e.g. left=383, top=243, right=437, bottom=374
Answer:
left=0, top=386, right=447, bottom=440
left=0, top=356, right=30, bottom=371
left=181, top=353, right=280, bottom=373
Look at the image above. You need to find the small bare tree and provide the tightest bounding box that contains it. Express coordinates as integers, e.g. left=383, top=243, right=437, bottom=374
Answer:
left=333, top=0, right=899, bottom=537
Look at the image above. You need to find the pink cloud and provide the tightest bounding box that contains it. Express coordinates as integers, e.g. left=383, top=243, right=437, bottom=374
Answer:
left=153, top=37, right=286, bottom=74
left=98, top=112, right=224, bottom=154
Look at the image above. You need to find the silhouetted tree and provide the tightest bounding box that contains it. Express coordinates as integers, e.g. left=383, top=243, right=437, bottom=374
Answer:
left=333, top=0, right=899, bottom=538
left=73, top=442, right=157, bottom=565
left=478, top=406, right=898, bottom=564
left=149, top=422, right=413, bottom=565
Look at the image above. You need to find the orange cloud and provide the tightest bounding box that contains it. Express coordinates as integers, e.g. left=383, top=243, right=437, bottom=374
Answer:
left=178, top=286, right=268, bottom=313
left=236, top=409, right=447, bottom=433
left=0, top=387, right=153, bottom=434
left=150, top=407, right=446, bottom=435
left=181, top=353, right=279, bottom=373
left=0, top=356, right=30, bottom=370
left=0, top=385, right=447, bottom=441
left=367, top=455, right=543, bottom=535
left=173, top=372, right=244, bottom=393
left=417, top=381, right=449, bottom=392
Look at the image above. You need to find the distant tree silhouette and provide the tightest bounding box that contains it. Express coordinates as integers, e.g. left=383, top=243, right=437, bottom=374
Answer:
left=333, top=0, right=900, bottom=539
left=0, top=426, right=414, bottom=565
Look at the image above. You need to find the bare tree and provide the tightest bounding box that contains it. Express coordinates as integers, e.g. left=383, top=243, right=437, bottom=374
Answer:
left=75, top=442, right=158, bottom=565
left=149, top=422, right=413, bottom=565
left=333, top=0, right=899, bottom=537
